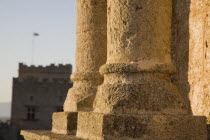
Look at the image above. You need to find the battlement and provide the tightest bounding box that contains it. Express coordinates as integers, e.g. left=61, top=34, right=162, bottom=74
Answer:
left=19, top=63, right=72, bottom=74
left=18, top=63, right=72, bottom=79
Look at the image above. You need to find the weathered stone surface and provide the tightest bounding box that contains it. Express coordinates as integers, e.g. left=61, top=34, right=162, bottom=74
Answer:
left=94, top=64, right=187, bottom=115
left=106, top=0, right=172, bottom=64
left=93, top=0, right=187, bottom=115
left=52, top=112, right=78, bottom=135
left=64, top=0, right=107, bottom=112
left=76, top=0, right=208, bottom=139
left=64, top=72, right=102, bottom=112
left=21, top=130, right=83, bottom=140
left=171, top=0, right=210, bottom=120
left=77, top=112, right=207, bottom=140
left=49, top=0, right=107, bottom=136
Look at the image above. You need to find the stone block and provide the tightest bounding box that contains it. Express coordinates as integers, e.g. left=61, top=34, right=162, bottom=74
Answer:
left=77, top=112, right=207, bottom=140
left=52, top=112, right=78, bottom=135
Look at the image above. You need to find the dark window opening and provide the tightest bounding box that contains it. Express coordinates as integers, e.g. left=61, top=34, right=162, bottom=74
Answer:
left=26, top=106, right=36, bottom=121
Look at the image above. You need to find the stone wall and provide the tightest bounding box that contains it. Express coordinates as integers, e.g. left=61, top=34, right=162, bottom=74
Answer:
left=11, top=79, right=71, bottom=130
left=172, top=0, right=209, bottom=121
left=11, top=63, right=73, bottom=140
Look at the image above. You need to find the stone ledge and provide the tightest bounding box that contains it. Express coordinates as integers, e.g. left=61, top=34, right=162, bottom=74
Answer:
left=21, top=130, right=84, bottom=140
left=77, top=112, right=207, bottom=140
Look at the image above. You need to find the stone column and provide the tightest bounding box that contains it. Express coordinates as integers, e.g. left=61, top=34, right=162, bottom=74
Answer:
left=64, top=0, right=107, bottom=112
left=52, top=0, right=107, bottom=135
left=77, top=0, right=207, bottom=139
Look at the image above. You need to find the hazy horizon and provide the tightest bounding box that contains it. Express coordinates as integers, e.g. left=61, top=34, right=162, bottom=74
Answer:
left=0, top=0, right=76, bottom=103
left=0, top=102, right=11, bottom=118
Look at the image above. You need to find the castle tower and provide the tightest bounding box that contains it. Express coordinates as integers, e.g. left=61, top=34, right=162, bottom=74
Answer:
left=11, top=63, right=72, bottom=140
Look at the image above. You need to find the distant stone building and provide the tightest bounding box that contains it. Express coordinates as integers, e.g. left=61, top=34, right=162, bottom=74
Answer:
left=11, top=63, right=72, bottom=140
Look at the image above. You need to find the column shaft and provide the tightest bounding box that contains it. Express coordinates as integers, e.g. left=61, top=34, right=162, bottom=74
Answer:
left=107, top=0, right=172, bottom=64
left=64, top=0, right=107, bottom=112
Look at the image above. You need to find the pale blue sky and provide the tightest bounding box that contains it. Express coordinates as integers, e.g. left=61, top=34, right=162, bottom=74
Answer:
left=0, top=0, right=76, bottom=102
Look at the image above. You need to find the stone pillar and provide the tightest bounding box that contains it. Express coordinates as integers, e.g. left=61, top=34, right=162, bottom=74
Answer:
left=52, top=0, right=107, bottom=135
left=77, top=0, right=207, bottom=140
left=93, top=0, right=185, bottom=115
left=64, top=0, right=107, bottom=112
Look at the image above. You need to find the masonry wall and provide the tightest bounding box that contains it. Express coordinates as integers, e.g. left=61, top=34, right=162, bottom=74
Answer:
left=172, top=0, right=209, bottom=122
left=11, top=79, right=71, bottom=130
left=11, top=63, right=73, bottom=140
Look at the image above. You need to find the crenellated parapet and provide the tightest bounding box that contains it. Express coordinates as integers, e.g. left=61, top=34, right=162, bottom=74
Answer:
left=18, top=63, right=72, bottom=80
